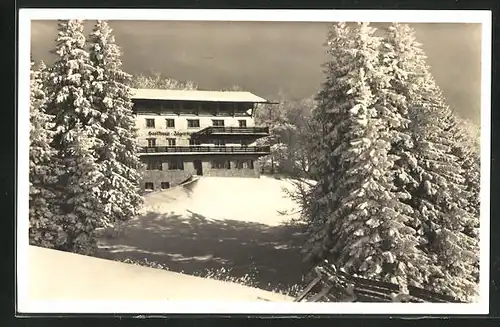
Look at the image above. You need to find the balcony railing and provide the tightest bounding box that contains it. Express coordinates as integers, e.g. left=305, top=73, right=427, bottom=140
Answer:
left=192, top=126, right=269, bottom=137
left=138, top=145, right=271, bottom=155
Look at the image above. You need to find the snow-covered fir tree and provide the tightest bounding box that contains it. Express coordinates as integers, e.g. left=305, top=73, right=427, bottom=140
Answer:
left=382, top=23, right=479, bottom=301
left=303, top=22, right=355, bottom=261
left=37, top=60, right=50, bottom=83
left=377, top=23, right=439, bottom=288
left=44, top=19, right=106, bottom=254
left=29, top=60, right=65, bottom=248
left=87, top=20, right=143, bottom=226
left=457, top=121, right=481, bottom=294
left=304, top=22, right=427, bottom=289
left=379, top=23, right=422, bottom=202
left=58, top=124, right=105, bottom=255
left=45, top=20, right=102, bottom=128
left=452, top=118, right=480, bottom=287
left=410, top=87, right=479, bottom=301
left=451, top=117, right=480, bottom=220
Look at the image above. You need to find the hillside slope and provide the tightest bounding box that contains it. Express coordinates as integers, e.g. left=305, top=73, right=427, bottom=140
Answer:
left=28, top=245, right=293, bottom=302
left=97, top=175, right=311, bottom=293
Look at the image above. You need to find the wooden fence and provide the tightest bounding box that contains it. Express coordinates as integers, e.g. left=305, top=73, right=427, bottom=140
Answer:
left=295, top=261, right=463, bottom=303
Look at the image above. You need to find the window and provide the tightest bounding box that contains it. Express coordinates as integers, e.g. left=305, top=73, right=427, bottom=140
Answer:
left=161, top=102, right=175, bottom=113
left=212, top=119, right=225, bottom=127
left=219, top=102, right=234, bottom=112
left=189, top=138, right=201, bottom=146
left=147, top=138, right=156, bottom=147
left=166, top=119, right=175, bottom=128
left=187, top=119, right=200, bottom=128
left=161, top=182, right=170, bottom=189
left=143, top=158, right=162, bottom=170
left=166, top=138, right=176, bottom=146
left=146, top=118, right=155, bottom=128
left=145, top=158, right=162, bottom=170
left=211, top=160, right=231, bottom=169
left=183, top=102, right=199, bottom=115
left=236, top=103, right=252, bottom=115
left=238, top=120, right=247, bottom=127
left=145, top=182, right=154, bottom=190
left=236, top=160, right=254, bottom=169
left=168, top=159, right=184, bottom=170
left=163, top=101, right=180, bottom=114
left=204, top=102, right=218, bottom=115
left=214, top=139, right=226, bottom=147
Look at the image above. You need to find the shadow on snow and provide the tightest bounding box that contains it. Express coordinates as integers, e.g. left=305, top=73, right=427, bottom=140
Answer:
left=96, top=210, right=309, bottom=292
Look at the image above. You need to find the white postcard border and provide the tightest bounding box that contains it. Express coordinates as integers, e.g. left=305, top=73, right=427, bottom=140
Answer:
left=17, top=9, right=492, bottom=315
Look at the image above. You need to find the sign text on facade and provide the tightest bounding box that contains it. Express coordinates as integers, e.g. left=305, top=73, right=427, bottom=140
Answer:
left=148, top=131, right=194, bottom=137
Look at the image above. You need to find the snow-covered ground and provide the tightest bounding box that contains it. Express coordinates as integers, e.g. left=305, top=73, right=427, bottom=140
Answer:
left=141, top=176, right=304, bottom=226
left=97, top=176, right=310, bottom=294
left=29, top=245, right=293, bottom=301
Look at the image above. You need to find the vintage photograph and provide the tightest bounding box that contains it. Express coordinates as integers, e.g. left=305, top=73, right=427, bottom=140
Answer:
left=18, top=9, right=490, bottom=314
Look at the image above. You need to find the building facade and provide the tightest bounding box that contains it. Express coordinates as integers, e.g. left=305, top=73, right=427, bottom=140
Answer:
left=132, top=88, right=271, bottom=191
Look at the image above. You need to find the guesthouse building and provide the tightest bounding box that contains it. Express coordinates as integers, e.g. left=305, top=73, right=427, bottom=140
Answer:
left=131, top=88, right=272, bottom=191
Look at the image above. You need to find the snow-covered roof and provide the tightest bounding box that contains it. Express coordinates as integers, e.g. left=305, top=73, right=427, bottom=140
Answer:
left=131, top=88, right=269, bottom=103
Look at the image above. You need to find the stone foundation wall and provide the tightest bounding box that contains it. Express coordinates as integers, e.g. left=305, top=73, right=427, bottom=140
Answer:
left=142, top=161, right=196, bottom=191
left=140, top=155, right=262, bottom=191
left=201, top=156, right=259, bottom=178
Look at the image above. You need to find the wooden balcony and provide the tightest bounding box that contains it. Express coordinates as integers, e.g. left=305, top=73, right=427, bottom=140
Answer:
left=192, top=126, right=270, bottom=137
left=138, top=145, right=271, bottom=155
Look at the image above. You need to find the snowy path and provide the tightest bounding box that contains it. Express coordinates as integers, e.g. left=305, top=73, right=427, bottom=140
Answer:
left=97, top=176, right=310, bottom=293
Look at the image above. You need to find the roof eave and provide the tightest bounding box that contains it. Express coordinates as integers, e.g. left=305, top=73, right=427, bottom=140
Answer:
left=131, top=97, right=271, bottom=103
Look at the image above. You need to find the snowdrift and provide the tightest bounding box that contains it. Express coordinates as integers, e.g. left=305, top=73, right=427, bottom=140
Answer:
left=28, top=246, right=293, bottom=302
left=141, top=176, right=308, bottom=226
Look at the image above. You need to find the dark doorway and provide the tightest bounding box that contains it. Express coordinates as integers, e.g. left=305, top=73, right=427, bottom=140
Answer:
left=194, top=160, right=203, bottom=176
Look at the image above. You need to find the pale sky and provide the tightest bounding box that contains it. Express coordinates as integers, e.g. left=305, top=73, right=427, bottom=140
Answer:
left=30, top=20, right=483, bottom=124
